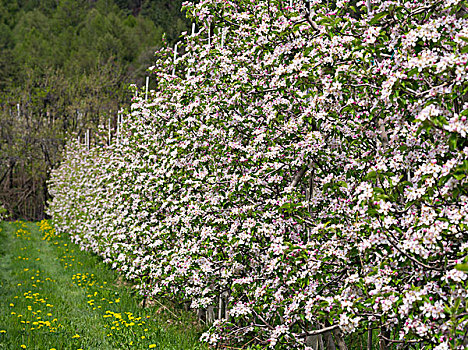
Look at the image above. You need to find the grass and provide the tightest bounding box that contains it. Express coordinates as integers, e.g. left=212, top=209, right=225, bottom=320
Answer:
left=0, top=220, right=208, bottom=350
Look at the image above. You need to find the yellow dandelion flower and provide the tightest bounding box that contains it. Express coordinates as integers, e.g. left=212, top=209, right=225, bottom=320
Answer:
left=72, top=334, right=80, bottom=339
left=21, top=345, right=26, bottom=349
left=149, top=345, right=157, bottom=349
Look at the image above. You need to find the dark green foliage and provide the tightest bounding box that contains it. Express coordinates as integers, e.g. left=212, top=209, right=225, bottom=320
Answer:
left=0, top=0, right=189, bottom=219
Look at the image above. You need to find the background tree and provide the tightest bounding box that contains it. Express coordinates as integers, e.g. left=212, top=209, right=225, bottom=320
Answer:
left=0, top=0, right=189, bottom=219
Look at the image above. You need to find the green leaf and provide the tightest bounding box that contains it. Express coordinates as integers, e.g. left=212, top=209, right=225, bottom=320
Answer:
left=452, top=298, right=461, bottom=314
left=449, top=134, right=458, bottom=151
left=370, top=11, right=388, bottom=25
left=407, top=67, right=419, bottom=77
left=373, top=187, right=385, bottom=194
left=366, top=171, right=377, bottom=180
left=455, top=263, right=468, bottom=272
left=461, top=46, right=468, bottom=54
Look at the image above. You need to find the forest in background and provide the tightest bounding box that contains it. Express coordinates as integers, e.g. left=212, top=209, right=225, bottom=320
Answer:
left=0, top=0, right=189, bottom=220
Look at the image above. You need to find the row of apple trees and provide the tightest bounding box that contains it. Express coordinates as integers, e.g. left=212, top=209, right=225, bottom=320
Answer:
left=47, top=0, right=468, bottom=349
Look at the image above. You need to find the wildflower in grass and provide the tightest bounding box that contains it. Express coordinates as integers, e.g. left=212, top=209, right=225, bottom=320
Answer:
left=20, top=345, right=26, bottom=349
left=0, top=330, right=6, bottom=333
left=72, top=334, right=80, bottom=338
left=149, top=345, right=156, bottom=349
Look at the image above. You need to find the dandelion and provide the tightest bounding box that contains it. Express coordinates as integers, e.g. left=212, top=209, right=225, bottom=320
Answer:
left=149, top=345, right=157, bottom=349
left=72, top=334, right=80, bottom=339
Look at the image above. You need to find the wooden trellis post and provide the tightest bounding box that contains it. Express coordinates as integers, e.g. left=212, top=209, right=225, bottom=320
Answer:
left=117, top=113, right=120, bottom=137
left=172, top=43, right=178, bottom=76
left=367, top=0, right=373, bottom=16
left=145, top=76, right=149, bottom=101
left=86, top=129, right=90, bottom=150
left=221, top=28, right=226, bottom=48
left=108, top=118, right=111, bottom=145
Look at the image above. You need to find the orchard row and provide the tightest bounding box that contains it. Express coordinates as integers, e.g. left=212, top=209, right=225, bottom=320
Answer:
left=48, top=0, right=468, bottom=349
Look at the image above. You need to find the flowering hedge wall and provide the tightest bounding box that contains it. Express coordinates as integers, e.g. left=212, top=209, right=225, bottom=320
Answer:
left=47, top=0, right=468, bottom=349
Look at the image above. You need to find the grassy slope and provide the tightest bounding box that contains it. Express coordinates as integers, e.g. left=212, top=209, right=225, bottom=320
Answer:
left=0, top=221, right=207, bottom=350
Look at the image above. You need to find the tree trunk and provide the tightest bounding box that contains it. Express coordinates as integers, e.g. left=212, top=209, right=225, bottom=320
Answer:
left=333, top=328, right=348, bottom=350
left=379, top=326, right=389, bottom=350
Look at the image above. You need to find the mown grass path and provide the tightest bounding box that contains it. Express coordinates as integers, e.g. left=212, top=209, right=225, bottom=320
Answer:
left=0, top=221, right=206, bottom=350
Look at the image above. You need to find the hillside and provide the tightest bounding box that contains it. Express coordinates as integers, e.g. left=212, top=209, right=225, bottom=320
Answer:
left=0, top=0, right=189, bottom=219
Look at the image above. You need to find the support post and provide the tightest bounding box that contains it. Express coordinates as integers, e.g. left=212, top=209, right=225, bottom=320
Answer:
left=145, top=76, right=149, bottom=101
left=108, top=118, right=111, bottom=145
left=172, top=43, right=178, bottom=76
left=221, top=28, right=226, bottom=48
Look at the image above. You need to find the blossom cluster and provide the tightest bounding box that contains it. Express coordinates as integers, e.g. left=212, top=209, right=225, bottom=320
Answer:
left=47, top=0, right=468, bottom=348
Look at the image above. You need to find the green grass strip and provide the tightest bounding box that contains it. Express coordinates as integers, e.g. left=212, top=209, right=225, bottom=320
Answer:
left=0, top=221, right=207, bottom=350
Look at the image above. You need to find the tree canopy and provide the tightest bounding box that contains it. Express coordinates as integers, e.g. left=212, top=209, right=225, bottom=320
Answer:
left=0, top=0, right=189, bottom=219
